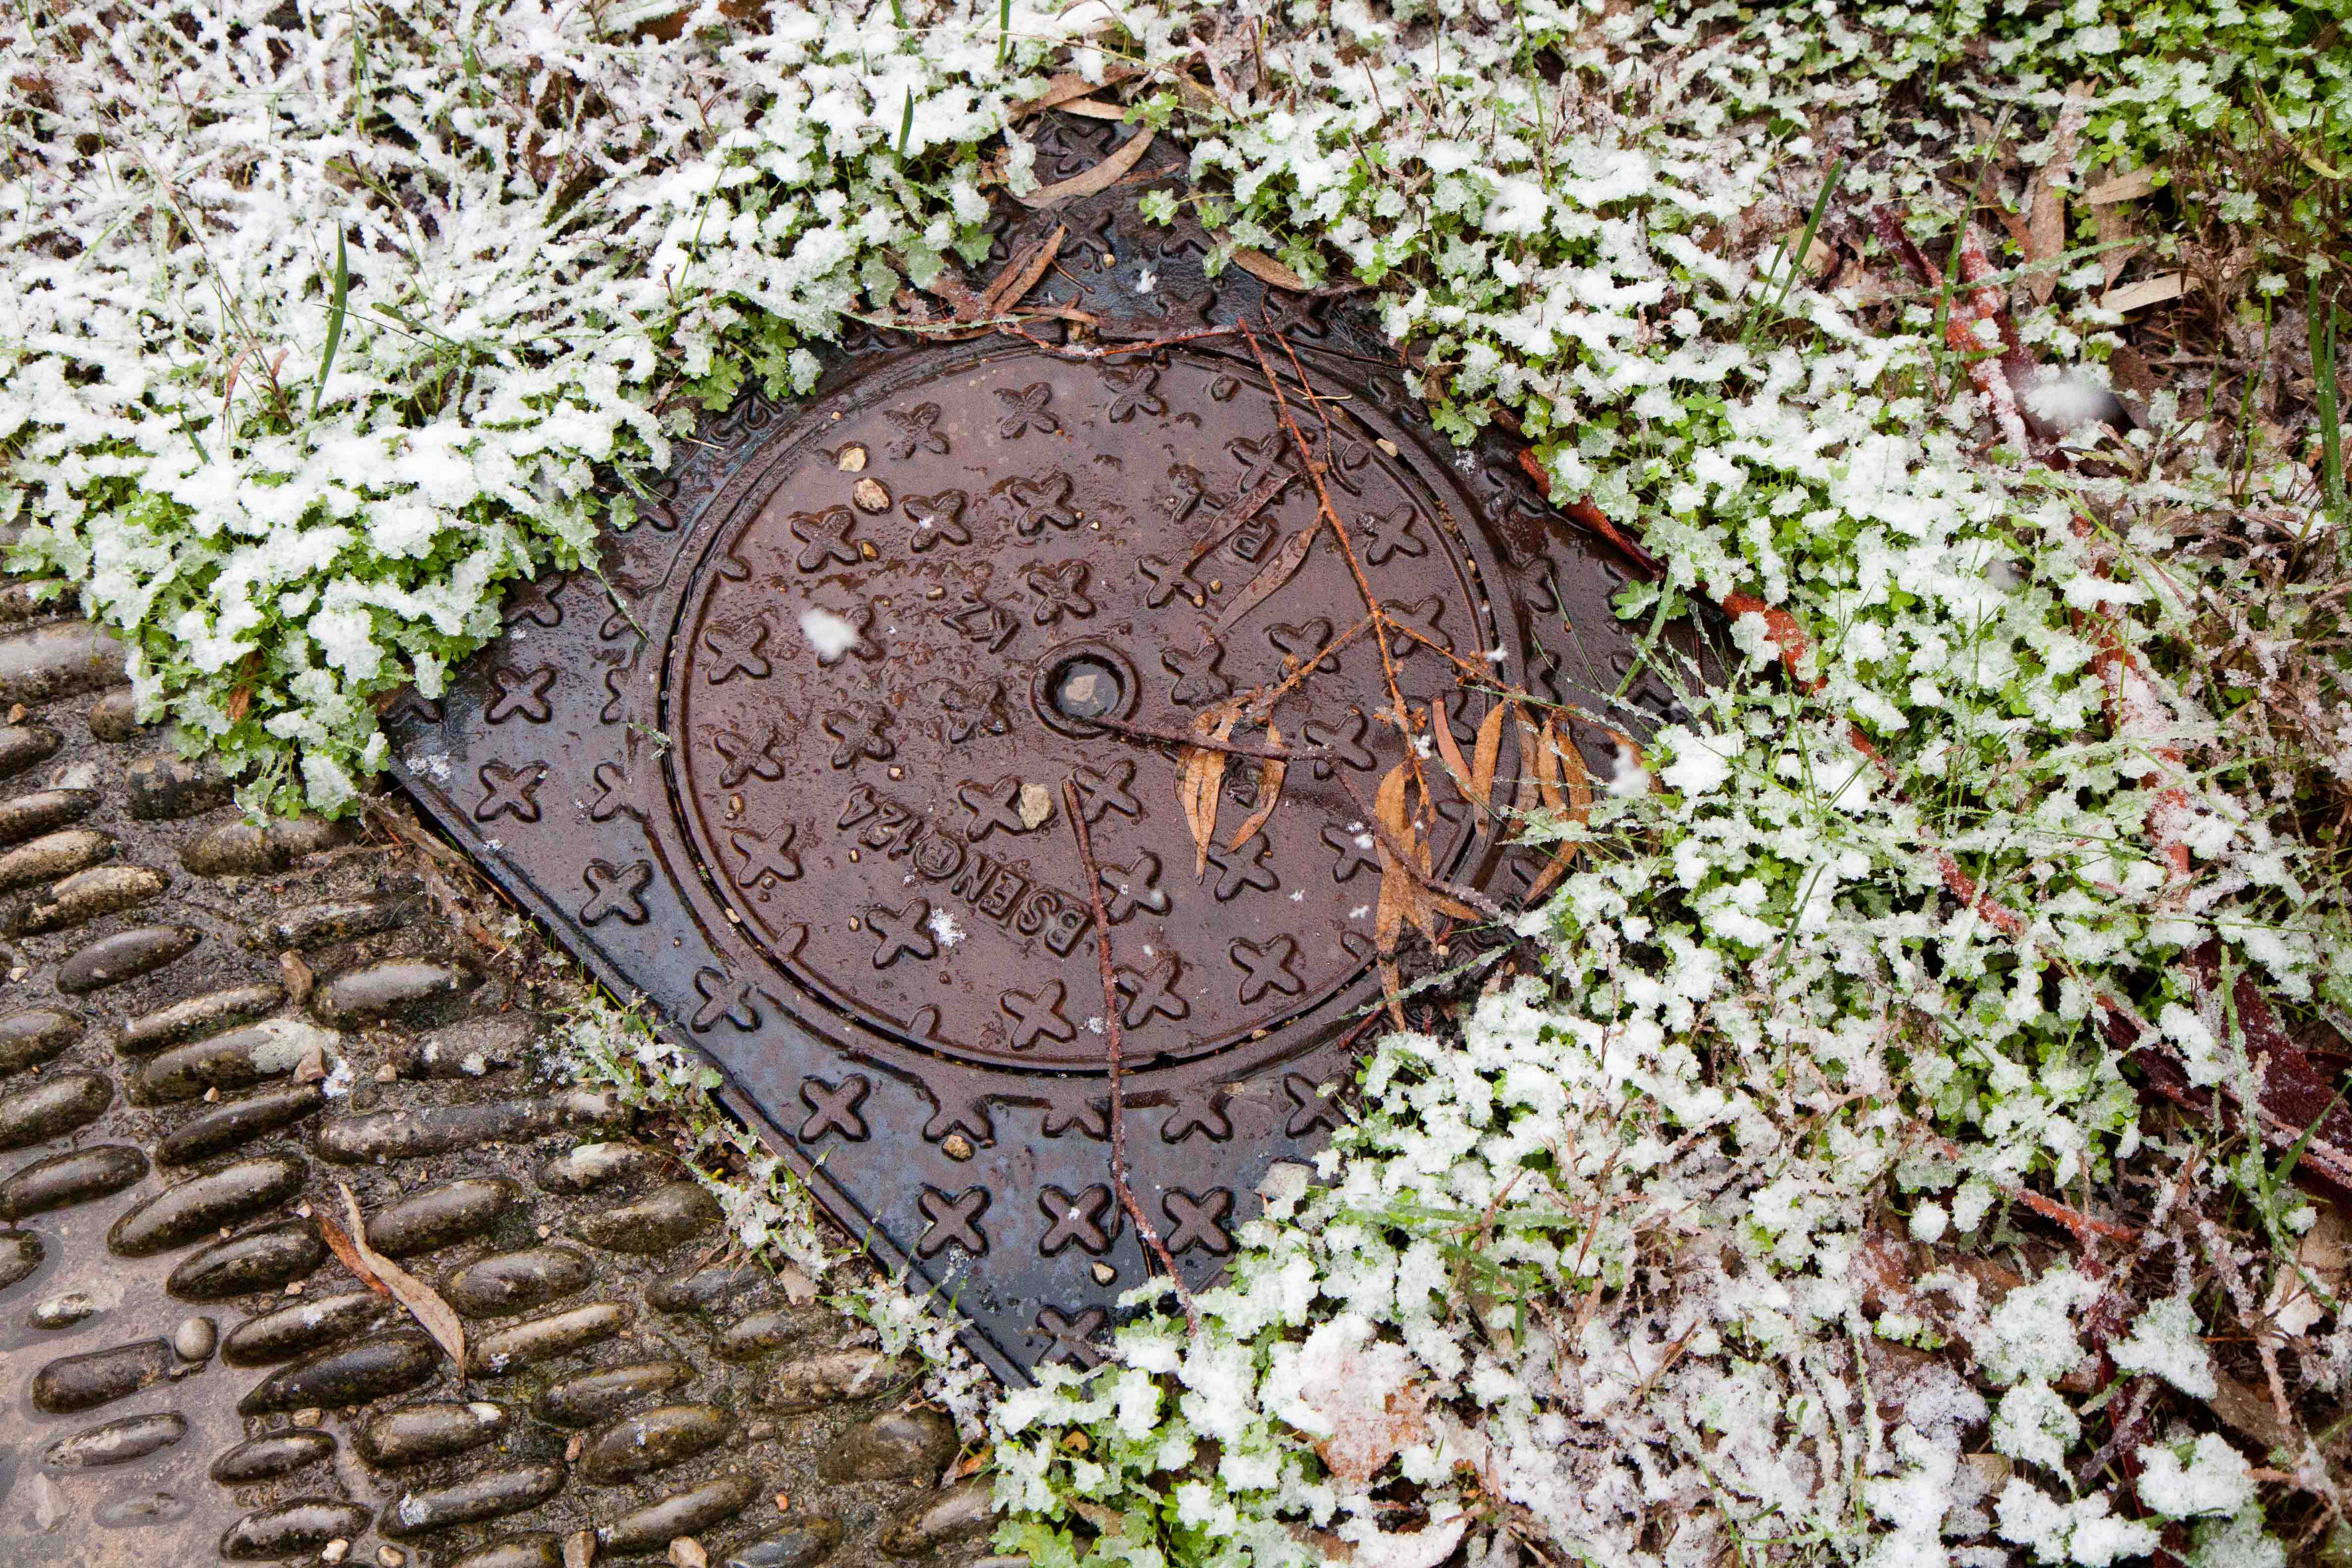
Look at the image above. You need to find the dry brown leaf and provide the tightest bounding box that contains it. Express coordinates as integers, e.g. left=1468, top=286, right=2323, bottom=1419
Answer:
left=915, top=264, right=990, bottom=321
left=2024, top=82, right=2091, bottom=305
left=1429, top=696, right=1476, bottom=813
left=2106, top=343, right=2161, bottom=423
left=977, top=224, right=1066, bottom=320
left=1406, top=812, right=1436, bottom=946
left=1428, top=892, right=1484, bottom=922
left=1994, top=204, right=2033, bottom=265
left=1521, top=718, right=1596, bottom=902
left=1212, top=526, right=1320, bottom=642
left=315, top=1210, right=392, bottom=1299
left=1060, top=99, right=1128, bottom=120
left=2100, top=272, right=2185, bottom=313
left=1068, top=1499, right=1128, bottom=1537
left=1298, top=1338, right=1432, bottom=1487
left=2083, top=165, right=2158, bottom=204
left=1375, top=960, right=1404, bottom=1028
left=1019, top=129, right=1153, bottom=209
left=1225, top=722, right=1286, bottom=852
left=1511, top=707, right=1547, bottom=810
left=1372, top=771, right=1408, bottom=963
left=1010, top=68, right=1134, bottom=121
left=1530, top=716, right=1565, bottom=812
left=337, top=1181, right=466, bottom=1375
left=1469, top=701, right=1508, bottom=819
left=280, top=949, right=314, bottom=1005
left=1227, top=245, right=1313, bottom=293
left=776, top=1262, right=818, bottom=1306
left=2093, top=198, right=2143, bottom=289
left=1372, top=764, right=1437, bottom=948
left=1179, top=703, right=1240, bottom=877
left=2267, top=1199, right=2347, bottom=1336
left=2208, top=1368, right=2295, bottom=1453
left=1177, top=747, right=1224, bottom=878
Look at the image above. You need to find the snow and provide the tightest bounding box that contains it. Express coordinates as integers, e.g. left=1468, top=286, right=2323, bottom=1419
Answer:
left=2109, top=1295, right=2217, bottom=1399
left=2135, top=1432, right=2256, bottom=1520
left=799, top=607, right=863, bottom=661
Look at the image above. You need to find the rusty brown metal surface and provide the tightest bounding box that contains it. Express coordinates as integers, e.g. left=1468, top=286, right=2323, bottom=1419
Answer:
left=0, top=630, right=989, bottom=1565
left=387, top=121, right=1688, bottom=1380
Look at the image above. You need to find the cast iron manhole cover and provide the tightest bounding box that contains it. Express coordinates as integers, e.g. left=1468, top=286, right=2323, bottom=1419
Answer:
left=673, top=345, right=1499, bottom=1072
left=390, top=150, right=1684, bottom=1378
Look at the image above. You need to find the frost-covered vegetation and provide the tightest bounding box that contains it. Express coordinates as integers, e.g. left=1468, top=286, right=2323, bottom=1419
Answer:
left=15, top=0, right=2352, bottom=1564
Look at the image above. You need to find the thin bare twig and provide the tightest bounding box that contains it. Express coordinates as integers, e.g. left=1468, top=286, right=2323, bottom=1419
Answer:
left=1329, top=772, right=1513, bottom=924
left=1240, top=319, right=1430, bottom=813
left=1065, top=776, right=1199, bottom=1334
left=1000, top=323, right=1242, bottom=360
left=1241, top=613, right=1375, bottom=722
left=1086, top=711, right=1319, bottom=762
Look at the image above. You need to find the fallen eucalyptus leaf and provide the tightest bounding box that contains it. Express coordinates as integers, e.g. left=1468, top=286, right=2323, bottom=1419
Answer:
left=338, top=1181, right=466, bottom=1376
left=1227, top=245, right=1312, bottom=292
left=977, top=224, right=1066, bottom=320
left=2100, top=271, right=2185, bottom=313
left=1226, top=722, right=1286, bottom=851
left=2083, top=165, right=2158, bottom=204
left=1020, top=129, right=1153, bottom=209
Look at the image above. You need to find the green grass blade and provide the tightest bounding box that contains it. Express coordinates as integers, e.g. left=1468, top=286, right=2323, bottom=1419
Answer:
left=897, top=89, right=914, bottom=157
left=312, top=227, right=349, bottom=420
left=2315, top=280, right=2345, bottom=521
left=997, top=0, right=1010, bottom=65
left=1770, top=155, right=1845, bottom=319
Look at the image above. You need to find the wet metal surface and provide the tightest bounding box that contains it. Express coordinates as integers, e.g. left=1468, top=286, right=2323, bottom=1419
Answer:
left=0, top=647, right=981, bottom=1563
left=388, top=123, right=1683, bottom=1380
left=673, top=345, right=1503, bottom=1071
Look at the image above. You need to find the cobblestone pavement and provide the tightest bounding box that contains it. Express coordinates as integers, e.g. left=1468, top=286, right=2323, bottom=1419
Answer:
left=0, top=604, right=1001, bottom=1564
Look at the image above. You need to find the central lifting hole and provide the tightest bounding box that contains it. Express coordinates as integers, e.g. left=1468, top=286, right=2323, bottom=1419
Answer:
left=1050, top=655, right=1124, bottom=723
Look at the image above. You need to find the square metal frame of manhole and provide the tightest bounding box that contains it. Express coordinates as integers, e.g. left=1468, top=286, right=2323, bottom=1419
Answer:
left=388, top=124, right=1682, bottom=1379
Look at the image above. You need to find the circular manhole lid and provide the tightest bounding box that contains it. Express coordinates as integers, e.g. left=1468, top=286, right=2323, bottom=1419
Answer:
left=664, top=344, right=1514, bottom=1075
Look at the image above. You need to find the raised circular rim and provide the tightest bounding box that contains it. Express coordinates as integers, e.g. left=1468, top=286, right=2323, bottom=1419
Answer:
left=650, top=337, right=1527, bottom=1082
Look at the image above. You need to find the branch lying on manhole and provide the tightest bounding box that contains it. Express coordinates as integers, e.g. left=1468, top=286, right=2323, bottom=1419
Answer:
left=1064, top=776, right=1199, bottom=1334
left=1000, top=322, right=1244, bottom=361
left=1085, top=711, right=1318, bottom=762
left=1240, top=319, right=1431, bottom=815
left=1240, top=612, right=1374, bottom=723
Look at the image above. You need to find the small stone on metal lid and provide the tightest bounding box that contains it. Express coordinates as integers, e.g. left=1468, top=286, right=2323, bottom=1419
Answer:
left=173, top=1315, right=217, bottom=1362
